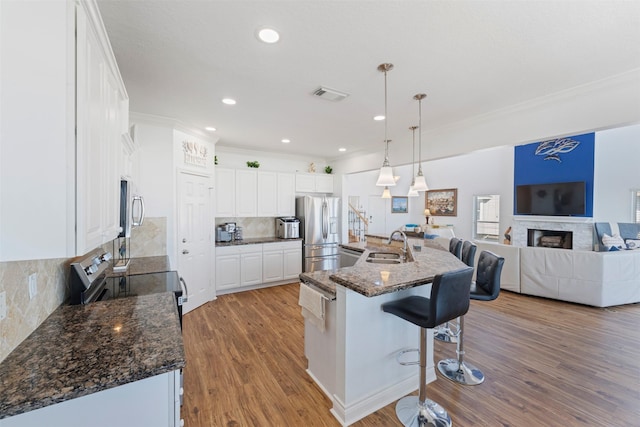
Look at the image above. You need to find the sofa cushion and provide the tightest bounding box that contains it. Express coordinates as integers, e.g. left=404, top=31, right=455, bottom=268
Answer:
left=625, top=239, right=640, bottom=250
left=594, top=222, right=640, bottom=251
left=602, top=233, right=625, bottom=250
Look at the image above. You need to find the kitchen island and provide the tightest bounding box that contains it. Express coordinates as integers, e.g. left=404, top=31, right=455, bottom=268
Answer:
left=0, top=292, right=184, bottom=426
left=299, top=236, right=466, bottom=426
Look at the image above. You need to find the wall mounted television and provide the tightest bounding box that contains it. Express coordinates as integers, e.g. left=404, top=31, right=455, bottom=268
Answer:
left=515, top=181, right=586, bottom=216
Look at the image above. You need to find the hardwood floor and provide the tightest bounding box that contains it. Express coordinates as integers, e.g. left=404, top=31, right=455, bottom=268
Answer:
left=182, top=283, right=640, bottom=426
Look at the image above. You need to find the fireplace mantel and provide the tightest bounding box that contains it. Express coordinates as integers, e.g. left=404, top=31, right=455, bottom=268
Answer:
left=512, top=217, right=594, bottom=251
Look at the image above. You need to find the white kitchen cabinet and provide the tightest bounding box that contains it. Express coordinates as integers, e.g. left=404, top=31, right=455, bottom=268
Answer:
left=283, top=243, right=303, bottom=279
left=2, top=371, right=180, bottom=427
left=263, top=240, right=302, bottom=283
left=240, top=244, right=263, bottom=286
left=215, top=246, right=241, bottom=290
left=0, top=0, right=127, bottom=260
left=235, top=169, right=258, bottom=217
left=277, top=172, right=296, bottom=216
left=215, top=168, right=236, bottom=217
left=257, top=171, right=278, bottom=217
left=262, top=249, right=285, bottom=283
left=75, top=0, right=128, bottom=255
left=295, top=173, right=334, bottom=194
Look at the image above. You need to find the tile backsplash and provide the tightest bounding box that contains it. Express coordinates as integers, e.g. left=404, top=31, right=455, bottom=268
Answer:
left=1, top=217, right=168, bottom=363
left=216, top=217, right=278, bottom=239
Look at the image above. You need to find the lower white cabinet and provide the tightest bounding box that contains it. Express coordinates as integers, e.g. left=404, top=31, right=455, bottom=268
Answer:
left=240, top=244, right=263, bottom=286
left=2, top=371, right=180, bottom=427
left=215, top=246, right=241, bottom=290
left=215, top=241, right=302, bottom=292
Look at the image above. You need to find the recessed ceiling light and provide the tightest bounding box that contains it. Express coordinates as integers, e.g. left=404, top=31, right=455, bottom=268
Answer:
left=205, top=126, right=216, bottom=132
left=338, top=148, right=346, bottom=152
left=281, top=139, right=290, bottom=143
left=222, top=98, right=236, bottom=105
left=373, top=115, right=385, bottom=121
left=257, top=27, right=280, bottom=44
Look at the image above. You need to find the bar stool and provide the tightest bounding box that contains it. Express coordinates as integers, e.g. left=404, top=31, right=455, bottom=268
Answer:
left=448, top=237, right=462, bottom=259
left=437, top=250, right=504, bottom=386
left=435, top=240, right=476, bottom=344
left=382, top=267, right=474, bottom=427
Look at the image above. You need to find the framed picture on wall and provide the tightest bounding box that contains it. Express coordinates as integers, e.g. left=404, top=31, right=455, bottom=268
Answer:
left=425, top=188, right=457, bottom=216
left=391, top=196, right=408, bottom=214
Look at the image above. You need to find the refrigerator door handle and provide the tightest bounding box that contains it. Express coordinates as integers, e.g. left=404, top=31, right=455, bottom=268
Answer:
left=322, top=199, right=328, bottom=240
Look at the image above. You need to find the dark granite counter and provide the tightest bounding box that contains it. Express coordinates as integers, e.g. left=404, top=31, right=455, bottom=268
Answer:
left=300, top=236, right=466, bottom=298
left=106, top=255, right=171, bottom=277
left=216, top=236, right=302, bottom=247
left=0, top=292, right=185, bottom=420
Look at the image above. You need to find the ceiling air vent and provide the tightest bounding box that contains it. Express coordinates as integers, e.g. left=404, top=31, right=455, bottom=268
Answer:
left=312, top=86, right=349, bottom=102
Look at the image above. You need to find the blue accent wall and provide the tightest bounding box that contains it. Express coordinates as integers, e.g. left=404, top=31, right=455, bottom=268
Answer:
left=514, top=132, right=594, bottom=217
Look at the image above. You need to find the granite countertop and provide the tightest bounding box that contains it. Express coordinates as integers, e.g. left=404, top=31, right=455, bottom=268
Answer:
left=106, top=255, right=171, bottom=277
left=300, top=236, right=467, bottom=298
left=216, top=236, right=302, bottom=247
left=0, top=292, right=185, bottom=420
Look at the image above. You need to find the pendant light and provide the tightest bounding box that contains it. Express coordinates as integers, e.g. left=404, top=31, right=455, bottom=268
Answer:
left=407, top=126, right=419, bottom=197
left=381, top=186, right=391, bottom=199
left=376, top=63, right=396, bottom=187
left=413, top=93, right=429, bottom=192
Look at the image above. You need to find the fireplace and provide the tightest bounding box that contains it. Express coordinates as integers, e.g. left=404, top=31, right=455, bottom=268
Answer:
left=527, top=229, right=573, bottom=249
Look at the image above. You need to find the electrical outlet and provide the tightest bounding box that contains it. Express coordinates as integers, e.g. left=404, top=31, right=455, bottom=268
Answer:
left=0, top=291, right=6, bottom=321
left=28, top=273, right=37, bottom=300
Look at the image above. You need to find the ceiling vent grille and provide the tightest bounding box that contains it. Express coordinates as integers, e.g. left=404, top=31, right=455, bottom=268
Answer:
left=312, top=86, right=349, bottom=102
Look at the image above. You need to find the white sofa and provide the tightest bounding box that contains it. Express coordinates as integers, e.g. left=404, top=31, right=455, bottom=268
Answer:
left=519, top=246, right=640, bottom=307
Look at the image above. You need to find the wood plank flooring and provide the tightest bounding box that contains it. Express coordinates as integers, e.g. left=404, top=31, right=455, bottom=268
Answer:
left=182, top=283, right=640, bottom=426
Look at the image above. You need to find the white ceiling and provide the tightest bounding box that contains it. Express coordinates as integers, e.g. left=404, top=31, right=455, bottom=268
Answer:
left=97, top=0, right=640, bottom=160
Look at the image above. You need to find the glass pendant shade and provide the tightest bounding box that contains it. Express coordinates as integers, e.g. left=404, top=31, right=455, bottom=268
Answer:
left=413, top=170, right=428, bottom=191
left=381, top=186, right=391, bottom=199
left=376, top=164, right=396, bottom=186
left=407, top=185, right=419, bottom=198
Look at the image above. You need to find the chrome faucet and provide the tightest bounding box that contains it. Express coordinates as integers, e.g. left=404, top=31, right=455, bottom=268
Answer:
left=388, top=229, right=408, bottom=260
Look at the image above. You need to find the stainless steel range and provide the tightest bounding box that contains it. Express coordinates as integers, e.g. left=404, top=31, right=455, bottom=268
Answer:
left=69, top=249, right=188, bottom=325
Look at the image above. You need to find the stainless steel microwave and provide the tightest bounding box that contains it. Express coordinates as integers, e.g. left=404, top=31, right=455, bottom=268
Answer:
left=119, top=178, right=145, bottom=238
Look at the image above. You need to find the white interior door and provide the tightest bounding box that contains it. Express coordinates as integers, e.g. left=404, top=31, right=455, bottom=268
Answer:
left=367, top=196, right=387, bottom=236
left=178, top=172, right=213, bottom=314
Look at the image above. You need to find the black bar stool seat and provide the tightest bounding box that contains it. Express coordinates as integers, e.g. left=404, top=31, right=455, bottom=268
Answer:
left=382, top=267, right=474, bottom=427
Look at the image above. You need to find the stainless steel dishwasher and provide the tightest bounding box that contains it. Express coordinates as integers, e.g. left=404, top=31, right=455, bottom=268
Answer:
left=339, top=247, right=363, bottom=268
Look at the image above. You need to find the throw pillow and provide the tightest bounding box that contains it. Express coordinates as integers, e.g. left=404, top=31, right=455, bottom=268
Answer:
left=625, top=239, right=640, bottom=250
left=602, top=233, right=625, bottom=250
left=608, top=245, right=620, bottom=252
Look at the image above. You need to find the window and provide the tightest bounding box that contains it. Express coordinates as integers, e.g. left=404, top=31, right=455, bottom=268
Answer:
left=473, top=195, right=500, bottom=241
left=634, top=190, right=640, bottom=223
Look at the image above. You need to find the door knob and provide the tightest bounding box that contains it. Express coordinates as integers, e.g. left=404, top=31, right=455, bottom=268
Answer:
left=182, top=250, right=190, bottom=254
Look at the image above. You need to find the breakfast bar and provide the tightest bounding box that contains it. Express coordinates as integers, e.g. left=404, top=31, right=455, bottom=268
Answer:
left=299, top=236, right=466, bottom=426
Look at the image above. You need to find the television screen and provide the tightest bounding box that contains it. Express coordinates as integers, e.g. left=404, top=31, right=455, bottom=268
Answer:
left=515, top=181, right=586, bottom=216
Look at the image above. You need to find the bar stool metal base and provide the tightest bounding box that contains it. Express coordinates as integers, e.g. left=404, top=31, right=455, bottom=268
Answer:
left=396, top=395, right=452, bottom=427
left=437, top=359, right=485, bottom=386
left=433, top=323, right=458, bottom=343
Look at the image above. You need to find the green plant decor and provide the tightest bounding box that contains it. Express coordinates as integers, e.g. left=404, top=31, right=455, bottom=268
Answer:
left=324, top=166, right=333, bottom=174
left=247, top=160, right=260, bottom=168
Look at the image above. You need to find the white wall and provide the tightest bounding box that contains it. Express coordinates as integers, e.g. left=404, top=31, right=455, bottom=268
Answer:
left=593, top=123, right=640, bottom=222
left=344, top=145, right=515, bottom=240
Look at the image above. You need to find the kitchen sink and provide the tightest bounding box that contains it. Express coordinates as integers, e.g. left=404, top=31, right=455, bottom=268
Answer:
left=367, top=252, right=401, bottom=260
left=366, top=252, right=403, bottom=264
left=366, top=258, right=402, bottom=264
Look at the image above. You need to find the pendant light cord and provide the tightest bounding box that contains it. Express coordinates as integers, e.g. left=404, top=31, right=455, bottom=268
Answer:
left=384, top=68, right=389, bottom=162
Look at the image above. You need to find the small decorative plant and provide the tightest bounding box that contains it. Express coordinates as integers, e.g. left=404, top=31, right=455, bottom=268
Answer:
left=246, top=161, right=260, bottom=168
left=324, top=166, right=333, bottom=174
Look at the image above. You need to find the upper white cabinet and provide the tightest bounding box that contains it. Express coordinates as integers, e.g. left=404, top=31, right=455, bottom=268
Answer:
left=75, top=0, right=128, bottom=255
left=0, top=0, right=127, bottom=260
left=216, top=168, right=295, bottom=218
left=295, top=173, right=334, bottom=194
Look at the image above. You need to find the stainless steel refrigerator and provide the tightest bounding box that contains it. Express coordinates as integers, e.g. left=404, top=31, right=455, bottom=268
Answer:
left=296, top=195, right=340, bottom=272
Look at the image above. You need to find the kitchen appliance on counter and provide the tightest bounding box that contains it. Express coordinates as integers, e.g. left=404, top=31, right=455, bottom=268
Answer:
left=276, top=217, right=300, bottom=239
left=216, top=226, right=233, bottom=242
left=69, top=250, right=188, bottom=325
left=296, top=196, right=340, bottom=272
